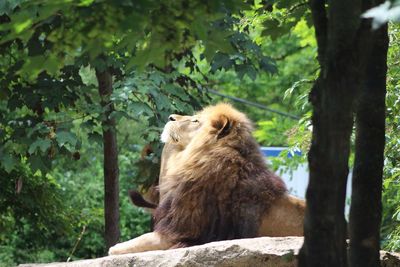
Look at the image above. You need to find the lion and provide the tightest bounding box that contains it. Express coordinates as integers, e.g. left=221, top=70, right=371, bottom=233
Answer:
left=109, top=103, right=305, bottom=255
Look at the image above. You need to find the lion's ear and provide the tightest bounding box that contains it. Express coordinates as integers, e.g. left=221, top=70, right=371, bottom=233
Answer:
left=211, top=115, right=232, bottom=139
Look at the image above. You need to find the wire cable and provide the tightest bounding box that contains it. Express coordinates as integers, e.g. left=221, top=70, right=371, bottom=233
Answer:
left=203, top=88, right=301, bottom=120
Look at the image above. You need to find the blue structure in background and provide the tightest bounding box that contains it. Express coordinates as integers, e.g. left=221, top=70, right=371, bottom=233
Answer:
left=260, top=147, right=302, bottom=158
left=262, top=146, right=352, bottom=216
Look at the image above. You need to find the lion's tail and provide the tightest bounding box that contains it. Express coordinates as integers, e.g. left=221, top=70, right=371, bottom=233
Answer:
left=129, top=190, right=158, bottom=209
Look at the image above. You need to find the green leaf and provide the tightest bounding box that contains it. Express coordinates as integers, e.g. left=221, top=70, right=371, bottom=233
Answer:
left=110, top=110, right=131, bottom=121
left=165, top=84, right=190, bottom=101
left=19, top=55, right=62, bottom=80
left=88, top=132, right=103, bottom=144
left=235, top=64, right=257, bottom=80
left=204, top=29, right=235, bottom=61
left=28, top=139, right=51, bottom=154
left=56, top=131, right=77, bottom=148
left=191, top=19, right=208, bottom=40
left=1, top=153, right=17, bottom=173
left=260, top=56, right=277, bottom=74
left=148, top=71, right=166, bottom=86
left=0, top=0, right=23, bottom=15
left=211, top=52, right=233, bottom=72
left=276, top=0, right=299, bottom=9
left=28, top=154, right=50, bottom=172
left=152, top=92, right=171, bottom=110
left=262, top=19, right=282, bottom=40
left=79, top=65, right=98, bottom=86
left=127, top=102, right=153, bottom=116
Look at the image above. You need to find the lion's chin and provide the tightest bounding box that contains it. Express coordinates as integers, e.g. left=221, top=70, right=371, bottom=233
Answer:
left=160, top=131, right=170, bottom=143
left=160, top=123, right=178, bottom=143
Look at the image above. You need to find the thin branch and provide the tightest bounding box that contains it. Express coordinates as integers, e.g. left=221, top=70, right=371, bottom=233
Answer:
left=288, top=2, right=308, bottom=13
left=271, top=45, right=310, bottom=61
left=67, top=225, right=87, bottom=262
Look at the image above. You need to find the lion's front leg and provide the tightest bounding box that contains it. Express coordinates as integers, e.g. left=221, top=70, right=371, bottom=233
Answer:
left=108, top=232, right=173, bottom=255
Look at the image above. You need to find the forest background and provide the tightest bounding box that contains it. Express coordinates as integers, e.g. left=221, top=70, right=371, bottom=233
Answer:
left=0, top=1, right=399, bottom=266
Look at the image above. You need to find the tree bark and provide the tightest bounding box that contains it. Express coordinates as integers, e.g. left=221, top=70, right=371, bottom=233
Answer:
left=349, top=23, right=388, bottom=267
left=298, top=59, right=357, bottom=267
left=299, top=1, right=372, bottom=266
left=96, top=68, right=120, bottom=251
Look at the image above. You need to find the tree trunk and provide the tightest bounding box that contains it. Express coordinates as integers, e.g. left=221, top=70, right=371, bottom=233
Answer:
left=349, top=23, right=388, bottom=267
left=299, top=1, right=373, bottom=266
left=299, top=62, right=357, bottom=267
left=96, top=68, right=120, bottom=251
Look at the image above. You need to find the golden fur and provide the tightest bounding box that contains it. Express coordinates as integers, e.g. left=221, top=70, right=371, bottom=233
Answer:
left=109, top=103, right=305, bottom=255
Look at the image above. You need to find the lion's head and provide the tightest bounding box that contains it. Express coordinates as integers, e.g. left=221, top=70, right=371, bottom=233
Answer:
left=160, top=103, right=253, bottom=149
left=160, top=114, right=201, bottom=147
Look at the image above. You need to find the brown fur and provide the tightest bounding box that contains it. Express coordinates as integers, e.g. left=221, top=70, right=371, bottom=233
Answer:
left=154, top=103, right=287, bottom=247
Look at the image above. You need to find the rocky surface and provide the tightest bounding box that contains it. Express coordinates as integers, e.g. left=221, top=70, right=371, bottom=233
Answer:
left=19, top=236, right=400, bottom=267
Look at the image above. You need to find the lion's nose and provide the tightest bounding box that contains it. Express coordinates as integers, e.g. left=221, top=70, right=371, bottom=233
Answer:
left=169, top=115, right=177, bottom=121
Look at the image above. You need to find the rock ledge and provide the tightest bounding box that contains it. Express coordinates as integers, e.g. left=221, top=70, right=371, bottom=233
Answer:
left=19, top=236, right=400, bottom=267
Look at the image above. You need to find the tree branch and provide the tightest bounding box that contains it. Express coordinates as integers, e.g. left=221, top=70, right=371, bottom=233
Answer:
left=288, top=2, right=308, bottom=13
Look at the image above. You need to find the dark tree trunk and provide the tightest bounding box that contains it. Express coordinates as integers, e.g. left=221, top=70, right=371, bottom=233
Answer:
left=299, top=60, right=357, bottom=267
left=299, top=1, right=380, bottom=266
left=96, top=68, right=120, bottom=251
left=349, top=23, right=388, bottom=267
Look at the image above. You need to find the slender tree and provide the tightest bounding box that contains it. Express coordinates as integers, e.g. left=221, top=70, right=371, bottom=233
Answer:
left=299, top=0, right=387, bottom=266
left=349, top=23, right=388, bottom=267
left=96, top=67, right=120, bottom=250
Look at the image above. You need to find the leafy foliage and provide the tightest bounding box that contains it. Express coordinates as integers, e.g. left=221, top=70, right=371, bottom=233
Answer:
left=381, top=24, right=400, bottom=252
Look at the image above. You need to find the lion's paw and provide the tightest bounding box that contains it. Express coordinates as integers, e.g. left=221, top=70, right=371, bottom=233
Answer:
left=108, top=244, right=121, bottom=255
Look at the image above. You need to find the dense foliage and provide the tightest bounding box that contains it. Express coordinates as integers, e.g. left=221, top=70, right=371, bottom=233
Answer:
left=381, top=24, right=400, bottom=251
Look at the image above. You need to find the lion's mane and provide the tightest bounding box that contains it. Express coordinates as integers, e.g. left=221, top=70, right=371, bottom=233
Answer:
left=154, top=103, right=287, bottom=247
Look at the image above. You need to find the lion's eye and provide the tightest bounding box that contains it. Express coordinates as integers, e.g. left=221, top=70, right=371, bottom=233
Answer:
left=191, top=119, right=199, bottom=123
